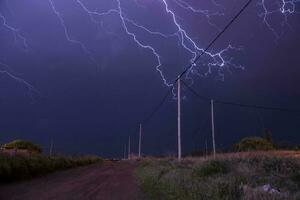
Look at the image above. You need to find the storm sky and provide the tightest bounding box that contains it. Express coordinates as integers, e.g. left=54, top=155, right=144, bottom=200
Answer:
left=0, top=0, right=300, bottom=157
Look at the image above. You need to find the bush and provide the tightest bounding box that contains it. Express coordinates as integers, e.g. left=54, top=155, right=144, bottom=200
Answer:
left=193, top=160, right=228, bottom=178
left=2, top=139, right=42, bottom=153
left=0, top=154, right=103, bottom=182
left=234, top=137, right=274, bottom=152
left=136, top=155, right=300, bottom=200
left=291, top=171, right=300, bottom=187
left=262, top=157, right=300, bottom=174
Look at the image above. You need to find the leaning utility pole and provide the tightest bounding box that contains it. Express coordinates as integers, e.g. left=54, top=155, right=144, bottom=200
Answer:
left=128, top=136, right=131, bottom=160
left=138, top=123, right=142, bottom=158
left=177, top=76, right=182, bottom=161
left=211, top=99, right=216, bottom=158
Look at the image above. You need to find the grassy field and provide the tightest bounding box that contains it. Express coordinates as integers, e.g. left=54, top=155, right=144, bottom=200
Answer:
left=0, top=154, right=103, bottom=183
left=135, top=151, right=300, bottom=200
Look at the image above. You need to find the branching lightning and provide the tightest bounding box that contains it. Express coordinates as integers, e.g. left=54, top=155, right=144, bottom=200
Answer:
left=0, top=0, right=299, bottom=100
left=160, top=0, right=242, bottom=84
left=116, top=0, right=173, bottom=87
left=0, top=13, right=28, bottom=50
left=0, top=61, right=39, bottom=99
left=47, top=0, right=99, bottom=68
left=259, top=0, right=300, bottom=41
left=75, top=0, right=177, bottom=87
left=0, top=6, right=38, bottom=100
left=75, top=0, right=241, bottom=87
left=172, top=0, right=224, bottom=31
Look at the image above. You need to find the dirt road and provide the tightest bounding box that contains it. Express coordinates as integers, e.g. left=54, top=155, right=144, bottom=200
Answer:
left=0, top=161, right=140, bottom=200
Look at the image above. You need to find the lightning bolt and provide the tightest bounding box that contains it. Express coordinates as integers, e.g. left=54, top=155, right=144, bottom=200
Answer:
left=280, top=0, right=300, bottom=13
left=75, top=0, right=118, bottom=27
left=0, top=61, right=39, bottom=100
left=1, top=0, right=297, bottom=100
left=74, top=0, right=121, bottom=37
left=259, top=0, right=300, bottom=41
left=47, top=0, right=99, bottom=69
left=0, top=13, right=28, bottom=50
left=116, top=0, right=173, bottom=87
left=0, top=11, right=37, bottom=100
left=75, top=0, right=177, bottom=87
left=161, top=0, right=241, bottom=84
left=172, top=0, right=224, bottom=31
left=75, top=0, right=241, bottom=87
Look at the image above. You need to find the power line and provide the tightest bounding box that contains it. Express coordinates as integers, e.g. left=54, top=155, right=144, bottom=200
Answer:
left=141, top=0, right=253, bottom=124
left=215, top=100, right=300, bottom=113
left=181, top=79, right=300, bottom=113
left=135, top=1, right=255, bottom=160
left=181, top=80, right=210, bottom=102
left=177, top=0, right=254, bottom=80
left=142, top=87, right=173, bottom=125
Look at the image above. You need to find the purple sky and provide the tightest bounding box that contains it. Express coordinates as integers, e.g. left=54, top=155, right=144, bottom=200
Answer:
left=0, top=0, right=300, bottom=157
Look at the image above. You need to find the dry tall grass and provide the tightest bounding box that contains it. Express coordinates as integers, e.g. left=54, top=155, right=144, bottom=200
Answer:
left=135, top=151, right=300, bottom=200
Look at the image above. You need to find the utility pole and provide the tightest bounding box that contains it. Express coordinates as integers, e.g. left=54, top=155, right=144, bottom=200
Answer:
left=128, top=136, right=131, bottom=160
left=138, top=123, right=142, bottom=158
left=205, top=139, right=208, bottom=158
left=124, top=144, right=127, bottom=160
left=211, top=99, right=216, bottom=158
left=177, top=76, right=182, bottom=161
left=49, top=138, right=53, bottom=156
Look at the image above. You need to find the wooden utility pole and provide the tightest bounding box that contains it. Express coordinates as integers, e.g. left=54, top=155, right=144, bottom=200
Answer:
left=49, top=138, right=53, bottom=156
left=211, top=99, right=216, bottom=158
left=138, top=123, right=142, bottom=158
left=124, top=144, right=127, bottom=160
left=205, top=139, right=208, bottom=158
left=128, top=136, right=131, bottom=159
left=177, top=76, right=182, bottom=161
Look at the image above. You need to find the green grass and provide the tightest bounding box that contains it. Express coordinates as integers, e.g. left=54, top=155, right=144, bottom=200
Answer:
left=0, top=154, right=103, bottom=183
left=135, top=154, right=300, bottom=200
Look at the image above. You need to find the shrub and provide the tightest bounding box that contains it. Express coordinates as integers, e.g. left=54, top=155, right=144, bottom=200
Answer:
left=193, top=160, right=228, bottom=178
left=2, top=139, right=42, bottom=153
left=0, top=154, right=103, bottom=182
left=261, top=157, right=300, bottom=174
left=291, top=171, right=300, bottom=187
left=136, top=156, right=300, bottom=200
left=234, top=137, right=274, bottom=152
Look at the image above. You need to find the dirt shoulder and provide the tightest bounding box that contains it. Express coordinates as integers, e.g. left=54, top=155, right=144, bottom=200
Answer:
left=0, top=161, right=140, bottom=200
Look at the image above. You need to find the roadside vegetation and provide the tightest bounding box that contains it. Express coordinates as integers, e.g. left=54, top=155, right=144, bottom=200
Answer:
left=0, top=139, right=103, bottom=183
left=135, top=153, right=300, bottom=200
left=233, top=137, right=274, bottom=151
left=136, top=134, right=300, bottom=200
left=0, top=154, right=103, bottom=183
left=2, top=139, right=42, bottom=153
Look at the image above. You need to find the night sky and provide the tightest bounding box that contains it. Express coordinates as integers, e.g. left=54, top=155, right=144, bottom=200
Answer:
left=0, top=0, right=300, bottom=158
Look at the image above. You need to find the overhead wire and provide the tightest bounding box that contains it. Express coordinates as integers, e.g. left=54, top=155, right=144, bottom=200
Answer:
left=141, top=0, right=254, bottom=124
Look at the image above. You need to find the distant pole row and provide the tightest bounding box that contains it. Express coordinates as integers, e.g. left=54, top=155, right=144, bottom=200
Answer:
left=126, top=123, right=142, bottom=159
left=127, top=76, right=217, bottom=161
left=177, top=77, right=216, bottom=161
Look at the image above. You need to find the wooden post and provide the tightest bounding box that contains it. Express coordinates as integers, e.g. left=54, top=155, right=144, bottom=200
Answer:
left=128, top=136, right=131, bottom=159
left=138, top=124, right=142, bottom=158
left=177, top=76, right=182, bottom=161
left=211, top=99, right=216, bottom=158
